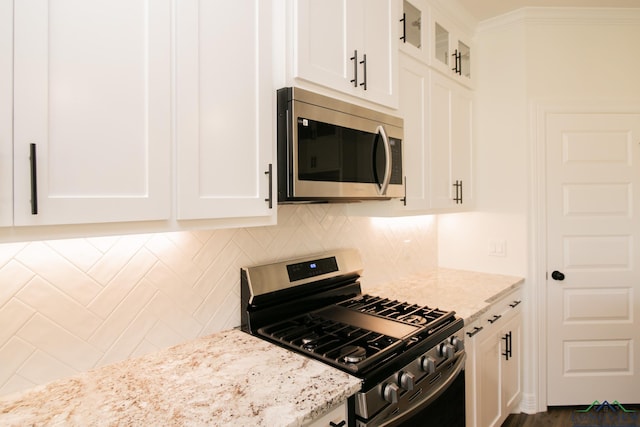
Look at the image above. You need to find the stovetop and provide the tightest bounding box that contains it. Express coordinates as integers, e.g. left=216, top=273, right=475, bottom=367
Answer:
left=258, top=294, right=457, bottom=375
left=241, top=249, right=463, bottom=385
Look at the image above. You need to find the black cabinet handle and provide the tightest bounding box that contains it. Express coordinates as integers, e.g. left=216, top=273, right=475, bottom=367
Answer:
left=359, top=54, right=367, bottom=90
left=29, top=143, right=38, bottom=215
left=401, top=176, right=407, bottom=206
left=488, top=314, right=502, bottom=324
left=350, top=50, right=358, bottom=87
left=502, top=331, right=512, bottom=360
left=453, top=180, right=463, bottom=204
left=466, top=326, right=483, bottom=338
left=264, top=163, right=273, bottom=209
left=509, top=300, right=522, bottom=308
left=400, top=13, right=406, bottom=42
left=329, top=421, right=346, bottom=427
left=551, top=271, right=565, bottom=281
left=451, top=49, right=461, bottom=75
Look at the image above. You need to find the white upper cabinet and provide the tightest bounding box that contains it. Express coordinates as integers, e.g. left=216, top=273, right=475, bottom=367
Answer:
left=397, top=53, right=429, bottom=211
left=12, top=0, right=172, bottom=226
left=430, top=8, right=474, bottom=88
left=399, top=0, right=430, bottom=64
left=14, top=0, right=171, bottom=225
left=429, top=70, right=473, bottom=210
left=293, top=0, right=399, bottom=108
left=0, top=0, right=12, bottom=227
left=176, top=0, right=275, bottom=222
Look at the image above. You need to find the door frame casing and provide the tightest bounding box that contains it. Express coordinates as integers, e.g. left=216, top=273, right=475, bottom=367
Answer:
left=530, top=100, right=640, bottom=413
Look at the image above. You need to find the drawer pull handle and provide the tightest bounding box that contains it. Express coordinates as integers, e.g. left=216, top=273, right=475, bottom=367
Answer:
left=330, top=421, right=346, bottom=427
left=488, top=314, right=502, bottom=324
left=466, top=326, right=483, bottom=337
left=509, top=300, right=522, bottom=308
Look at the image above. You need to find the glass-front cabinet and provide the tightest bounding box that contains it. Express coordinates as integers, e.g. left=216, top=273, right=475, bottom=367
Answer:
left=399, top=0, right=429, bottom=64
left=430, top=8, right=474, bottom=88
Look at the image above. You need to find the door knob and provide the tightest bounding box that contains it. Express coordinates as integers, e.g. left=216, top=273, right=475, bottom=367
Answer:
left=551, top=271, right=565, bottom=281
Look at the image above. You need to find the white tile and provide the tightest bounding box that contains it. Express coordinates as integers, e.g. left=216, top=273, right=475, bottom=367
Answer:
left=15, top=242, right=102, bottom=306
left=146, top=234, right=203, bottom=286
left=87, top=234, right=151, bottom=284
left=87, top=248, right=157, bottom=318
left=0, top=299, right=34, bottom=347
left=17, top=314, right=102, bottom=371
left=0, top=260, right=34, bottom=307
left=144, top=262, right=202, bottom=313
left=0, top=242, right=27, bottom=268
left=16, top=350, right=77, bottom=386
left=129, top=339, right=159, bottom=359
left=145, top=292, right=202, bottom=340
left=192, top=241, right=241, bottom=297
left=97, top=307, right=157, bottom=367
left=17, top=277, right=102, bottom=340
left=143, top=322, right=186, bottom=350
left=45, top=238, right=103, bottom=271
left=192, top=228, right=236, bottom=269
left=0, top=337, right=35, bottom=385
left=88, top=278, right=157, bottom=351
left=0, top=373, right=36, bottom=397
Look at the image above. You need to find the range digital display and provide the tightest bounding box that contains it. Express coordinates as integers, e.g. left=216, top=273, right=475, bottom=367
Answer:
left=287, top=256, right=338, bottom=282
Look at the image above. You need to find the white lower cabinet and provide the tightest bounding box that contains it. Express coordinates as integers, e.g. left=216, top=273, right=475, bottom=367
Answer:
left=305, top=402, right=347, bottom=427
left=466, top=290, right=522, bottom=427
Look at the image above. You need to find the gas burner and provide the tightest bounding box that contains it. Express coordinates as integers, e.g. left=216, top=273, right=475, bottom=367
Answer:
left=341, top=345, right=367, bottom=363
left=402, top=314, right=427, bottom=325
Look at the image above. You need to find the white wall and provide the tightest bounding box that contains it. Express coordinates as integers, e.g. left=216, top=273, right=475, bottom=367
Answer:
left=438, top=8, right=640, bottom=412
left=0, top=204, right=438, bottom=397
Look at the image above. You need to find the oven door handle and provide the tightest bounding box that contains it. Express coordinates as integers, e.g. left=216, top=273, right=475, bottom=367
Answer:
left=375, top=125, right=392, bottom=196
left=380, top=352, right=467, bottom=427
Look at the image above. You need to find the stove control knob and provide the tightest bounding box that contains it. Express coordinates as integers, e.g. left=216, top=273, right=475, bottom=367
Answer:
left=439, top=343, right=456, bottom=359
left=381, top=383, right=400, bottom=404
left=398, top=371, right=416, bottom=391
left=451, top=336, right=464, bottom=351
left=420, top=356, right=436, bottom=374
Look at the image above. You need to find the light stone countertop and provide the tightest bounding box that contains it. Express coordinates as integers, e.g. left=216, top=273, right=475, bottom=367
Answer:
left=0, top=329, right=362, bottom=427
left=0, top=268, right=523, bottom=426
left=363, top=268, right=524, bottom=324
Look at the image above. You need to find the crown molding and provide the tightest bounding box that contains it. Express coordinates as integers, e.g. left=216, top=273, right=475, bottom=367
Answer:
left=477, top=7, right=640, bottom=33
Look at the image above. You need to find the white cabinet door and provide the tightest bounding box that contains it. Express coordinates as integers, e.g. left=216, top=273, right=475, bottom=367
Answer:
left=176, top=0, right=275, bottom=222
left=429, top=71, right=473, bottom=210
left=0, top=0, right=12, bottom=227
left=476, top=323, right=502, bottom=427
left=501, top=312, right=522, bottom=413
left=398, top=53, right=429, bottom=210
left=13, top=0, right=172, bottom=226
left=294, top=0, right=398, bottom=108
left=294, top=0, right=349, bottom=94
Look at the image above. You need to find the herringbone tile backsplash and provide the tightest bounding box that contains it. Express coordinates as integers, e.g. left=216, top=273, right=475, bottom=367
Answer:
left=0, top=204, right=437, bottom=397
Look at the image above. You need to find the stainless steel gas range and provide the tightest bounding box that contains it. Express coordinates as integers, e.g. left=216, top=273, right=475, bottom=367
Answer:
left=241, top=249, right=465, bottom=426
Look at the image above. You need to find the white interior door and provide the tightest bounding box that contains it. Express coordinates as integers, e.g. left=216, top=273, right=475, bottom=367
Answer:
left=546, top=112, right=640, bottom=404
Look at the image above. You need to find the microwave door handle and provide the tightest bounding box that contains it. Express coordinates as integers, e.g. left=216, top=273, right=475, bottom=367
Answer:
left=376, top=125, right=392, bottom=195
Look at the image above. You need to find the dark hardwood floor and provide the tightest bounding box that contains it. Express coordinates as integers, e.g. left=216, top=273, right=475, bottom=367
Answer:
left=502, top=405, right=640, bottom=427
left=502, top=407, right=577, bottom=427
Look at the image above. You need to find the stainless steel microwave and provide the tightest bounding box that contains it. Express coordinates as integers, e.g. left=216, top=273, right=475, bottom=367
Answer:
left=277, top=87, right=404, bottom=203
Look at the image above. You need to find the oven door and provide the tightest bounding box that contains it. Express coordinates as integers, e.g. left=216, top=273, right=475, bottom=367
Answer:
left=359, top=352, right=466, bottom=427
